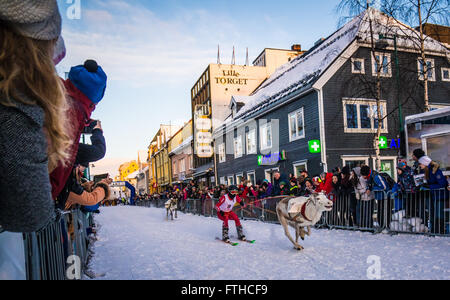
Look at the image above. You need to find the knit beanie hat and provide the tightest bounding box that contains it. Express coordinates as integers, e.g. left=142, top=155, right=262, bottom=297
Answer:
left=341, top=166, right=350, bottom=176
left=413, top=149, right=425, bottom=160
left=53, top=36, right=66, bottom=65
left=0, top=0, right=62, bottom=41
left=418, top=156, right=432, bottom=167
left=69, top=60, right=107, bottom=105
left=360, top=165, right=371, bottom=177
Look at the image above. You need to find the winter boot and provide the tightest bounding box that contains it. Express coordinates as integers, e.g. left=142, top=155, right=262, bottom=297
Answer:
left=237, top=225, right=246, bottom=241
left=222, top=226, right=230, bottom=242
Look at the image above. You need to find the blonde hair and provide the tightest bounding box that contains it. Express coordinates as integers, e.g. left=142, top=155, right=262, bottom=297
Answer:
left=0, top=23, right=72, bottom=172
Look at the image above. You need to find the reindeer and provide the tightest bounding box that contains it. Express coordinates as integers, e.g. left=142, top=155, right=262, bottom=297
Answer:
left=276, top=193, right=333, bottom=250
left=165, top=198, right=178, bottom=221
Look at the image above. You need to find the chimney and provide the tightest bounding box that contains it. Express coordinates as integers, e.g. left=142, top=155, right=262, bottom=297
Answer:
left=291, top=44, right=302, bottom=51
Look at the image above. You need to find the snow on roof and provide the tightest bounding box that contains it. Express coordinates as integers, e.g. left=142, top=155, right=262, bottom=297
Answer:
left=216, top=8, right=449, bottom=131
left=227, top=10, right=364, bottom=122
left=405, top=107, right=450, bottom=124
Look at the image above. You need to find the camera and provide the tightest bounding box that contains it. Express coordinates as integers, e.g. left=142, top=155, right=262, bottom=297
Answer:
left=82, top=119, right=98, bottom=134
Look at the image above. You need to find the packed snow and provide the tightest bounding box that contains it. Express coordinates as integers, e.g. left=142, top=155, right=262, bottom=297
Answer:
left=87, top=206, right=450, bottom=280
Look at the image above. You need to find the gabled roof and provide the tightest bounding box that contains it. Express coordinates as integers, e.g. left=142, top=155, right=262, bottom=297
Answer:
left=217, top=8, right=450, bottom=132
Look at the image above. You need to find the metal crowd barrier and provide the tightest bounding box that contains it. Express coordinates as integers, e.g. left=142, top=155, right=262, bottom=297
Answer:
left=145, top=189, right=449, bottom=237
left=22, top=208, right=94, bottom=280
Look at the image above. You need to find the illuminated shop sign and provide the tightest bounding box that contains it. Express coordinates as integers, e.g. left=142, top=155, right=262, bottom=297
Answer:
left=257, top=150, right=287, bottom=166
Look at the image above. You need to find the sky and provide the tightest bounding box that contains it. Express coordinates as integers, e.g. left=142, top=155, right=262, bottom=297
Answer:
left=56, top=0, right=344, bottom=177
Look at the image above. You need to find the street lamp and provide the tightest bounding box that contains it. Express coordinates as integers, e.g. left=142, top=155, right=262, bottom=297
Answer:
left=378, top=33, right=403, bottom=156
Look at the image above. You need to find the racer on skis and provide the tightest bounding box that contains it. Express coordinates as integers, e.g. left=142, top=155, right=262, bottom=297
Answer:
left=216, top=185, right=246, bottom=242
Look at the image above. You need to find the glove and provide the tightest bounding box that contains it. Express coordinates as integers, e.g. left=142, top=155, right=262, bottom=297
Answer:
left=219, top=211, right=225, bottom=217
left=420, top=186, right=430, bottom=191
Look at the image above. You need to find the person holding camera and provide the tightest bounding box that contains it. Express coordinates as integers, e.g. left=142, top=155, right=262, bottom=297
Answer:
left=50, top=59, right=107, bottom=201
left=75, top=120, right=106, bottom=165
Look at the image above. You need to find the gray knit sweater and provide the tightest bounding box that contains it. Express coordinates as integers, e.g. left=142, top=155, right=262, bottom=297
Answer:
left=0, top=96, right=55, bottom=233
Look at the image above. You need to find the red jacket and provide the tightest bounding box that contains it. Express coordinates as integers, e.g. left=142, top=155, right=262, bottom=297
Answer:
left=316, top=172, right=334, bottom=195
left=50, top=79, right=96, bottom=200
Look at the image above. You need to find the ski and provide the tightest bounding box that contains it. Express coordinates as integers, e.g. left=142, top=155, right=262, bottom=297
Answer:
left=215, top=237, right=239, bottom=246
left=230, top=236, right=255, bottom=244
left=241, top=239, right=255, bottom=244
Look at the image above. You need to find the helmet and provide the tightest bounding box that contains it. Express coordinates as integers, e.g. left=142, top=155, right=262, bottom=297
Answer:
left=228, top=185, right=238, bottom=193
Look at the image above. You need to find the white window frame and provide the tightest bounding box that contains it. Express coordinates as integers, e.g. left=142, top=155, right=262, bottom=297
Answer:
left=227, top=175, right=235, bottom=186
left=235, top=173, right=244, bottom=186
left=441, top=67, right=450, bottom=82
left=288, top=107, right=306, bottom=142
left=371, top=52, right=392, bottom=77
left=179, top=158, right=186, bottom=173
left=246, top=129, right=257, bottom=154
left=264, top=167, right=279, bottom=183
left=417, top=58, right=435, bottom=81
left=293, top=161, right=308, bottom=178
left=220, top=177, right=226, bottom=185
left=371, top=156, right=398, bottom=182
left=234, top=136, right=243, bottom=158
left=260, top=122, right=272, bottom=150
left=341, top=155, right=370, bottom=168
left=247, top=171, right=256, bottom=186
left=351, top=58, right=365, bottom=74
left=218, top=143, right=226, bottom=163
left=343, top=98, right=388, bottom=134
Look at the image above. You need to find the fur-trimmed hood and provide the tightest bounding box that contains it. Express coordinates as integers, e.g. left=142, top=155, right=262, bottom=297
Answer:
left=94, top=181, right=110, bottom=200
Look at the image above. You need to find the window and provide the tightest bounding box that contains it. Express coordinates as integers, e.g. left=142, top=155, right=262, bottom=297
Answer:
left=227, top=176, right=234, bottom=186
left=341, top=156, right=369, bottom=169
left=418, top=58, right=435, bottom=81
left=260, top=122, right=272, bottom=150
left=246, top=129, right=257, bottom=154
left=288, top=108, right=305, bottom=141
left=441, top=68, right=450, bottom=82
left=218, top=143, right=226, bottom=163
left=343, top=99, right=388, bottom=133
left=220, top=177, right=226, bottom=185
left=247, top=171, right=256, bottom=186
left=179, top=158, right=186, bottom=173
left=234, top=136, right=243, bottom=158
left=351, top=58, right=365, bottom=74
left=372, top=52, right=391, bottom=77
left=293, top=161, right=308, bottom=178
left=236, top=173, right=244, bottom=185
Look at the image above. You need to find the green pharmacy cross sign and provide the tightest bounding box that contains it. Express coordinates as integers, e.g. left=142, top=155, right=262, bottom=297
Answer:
left=379, top=136, right=388, bottom=149
left=308, top=140, right=321, bottom=153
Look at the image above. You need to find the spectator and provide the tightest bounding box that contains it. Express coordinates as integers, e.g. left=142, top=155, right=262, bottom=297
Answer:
left=340, top=166, right=357, bottom=226
left=316, top=172, right=334, bottom=195
left=412, top=149, right=426, bottom=175
left=272, top=172, right=288, bottom=196
left=353, top=167, right=374, bottom=228
left=360, top=165, right=390, bottom=229
left=301, top=180, right=316, bottom=197
left=289, top=178, right=300, bottom=196
left=50, top=59, right=107, bottom=201
left=0, top=0, right=70, bottom=233
left=419, top=156, right=449, bottom=234
left=391, top=162, right=416, bottom=214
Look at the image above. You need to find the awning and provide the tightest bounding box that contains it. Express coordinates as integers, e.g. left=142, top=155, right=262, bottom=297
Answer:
left=193, top=163, right=214, bottom=177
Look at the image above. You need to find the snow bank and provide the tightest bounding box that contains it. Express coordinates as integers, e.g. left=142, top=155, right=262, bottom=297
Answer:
left=87, top=206, right=450, bottom=280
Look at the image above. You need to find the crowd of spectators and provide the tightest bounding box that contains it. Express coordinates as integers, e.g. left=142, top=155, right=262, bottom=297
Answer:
left=143, top=153, right=449, bottom=233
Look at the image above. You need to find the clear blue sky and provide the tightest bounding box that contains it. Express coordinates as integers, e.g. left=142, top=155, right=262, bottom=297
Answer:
left=56, top=0, right=343, bottom=176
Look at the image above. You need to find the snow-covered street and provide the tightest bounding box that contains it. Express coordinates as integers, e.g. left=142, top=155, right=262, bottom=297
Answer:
left=87, top=206, right=450, bottom=280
